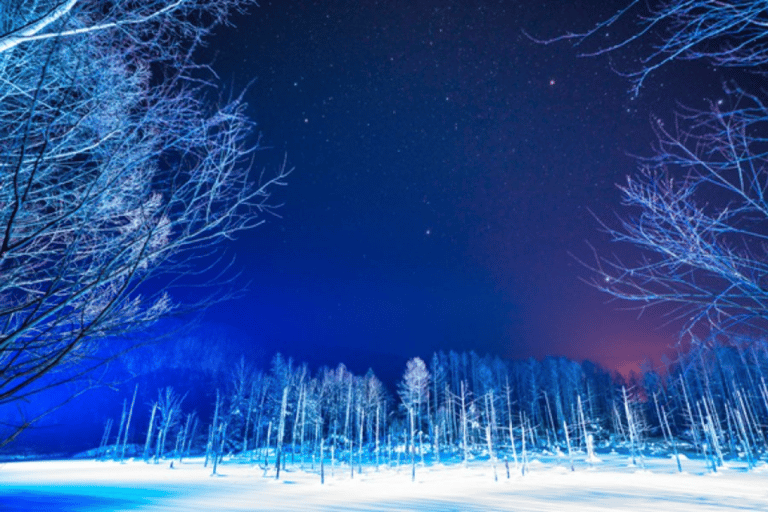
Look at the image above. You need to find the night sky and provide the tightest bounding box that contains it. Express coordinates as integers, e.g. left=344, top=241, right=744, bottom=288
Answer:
left=195, top=0, right=731, bottom=383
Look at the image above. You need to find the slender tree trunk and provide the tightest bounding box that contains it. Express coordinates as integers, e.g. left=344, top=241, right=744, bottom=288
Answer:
left=350, top=427, right=354, bottom=480
left=375, top=403, right=381, bottom=469
left=622, top=387, right=636, bottom=466
left=446, top=384, right=456, bottom=449
left=115, top=400, right=127, bottom=460
left=331, top=419, right=337, bottom=477
left=143, top=403, right=158, bottom=462
left=206, top=390, right=221, bottom=468
left=154, top=413, right=166, bottom=464
left=488, top=390, right=497, bottom=452
left=506, top=382, right=518, bottom=467
left=188, top=417, right=199, bottom=459
left=243, top=382, right=255, bottom=455
left=521, top=413, right=528, bottom=476
left=253, top=381, right=269, bottom=461
left=98, top=418, right=113, bottom=461
left=680, top=376, right=701, bottom=452
left=486, top=424, right=497, bottom=481
left=291, top=384, right=304, bottom=466
left=652, top=393, right=669, bottom=445
left=408, top=406, right=415, bottom=480
left=205, top=425, right=213, bottom=468
left=577, top=395, right=588, bottom=453
left=313, top=419, right=321, bottom=470
left=264, top=420, right=272, bottom=473
left=299, top=389, right=307, bottom=469
left=120, top=384, right=138, bottom=462
left=276, top=386, right=289, bottom=478
left=211, top=423, right=221, bottom=476
left=358, top=407, right=364, bottom=475
left=544, top=392, right=557, bottom=448
left=460, top=381, right=469, bottom=466
left=563, top=421, right=574, bottom=471
left=178, top=413, right=192, bottom=464
left=320, top=437, right=325, bottom=484
left=660, top=404, right=682, bottom=472
left=344, top=381, right=352, bottom=470
left=218, top=422, right=228, bottom=470
left=622, top=387, right=645, bottom=469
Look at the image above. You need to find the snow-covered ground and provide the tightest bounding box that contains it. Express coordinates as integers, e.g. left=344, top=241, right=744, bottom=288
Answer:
left=2, top=453, right=767, bottom=511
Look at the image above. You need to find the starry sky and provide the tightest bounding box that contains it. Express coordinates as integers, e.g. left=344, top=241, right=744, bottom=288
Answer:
left=196, top=0, right=728, bottom=383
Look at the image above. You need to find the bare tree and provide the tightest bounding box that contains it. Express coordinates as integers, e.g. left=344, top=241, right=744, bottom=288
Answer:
left=590, top=89, right=768, bottom=338
left=0, top=0, right=289, bottom=446
left=548, top=0, right=768, bottom=341
left=399, top=357, right=429, bottom=482
left=154, top=387, right=186, bottom=463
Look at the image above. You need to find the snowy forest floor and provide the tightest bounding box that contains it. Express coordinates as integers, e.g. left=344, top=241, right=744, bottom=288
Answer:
left=2, top=452, right=767, bottom=511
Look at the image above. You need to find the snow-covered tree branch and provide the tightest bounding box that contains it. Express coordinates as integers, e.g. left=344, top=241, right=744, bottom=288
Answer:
left=0, top=0, right=287, bottom=446
left=590, top=88, right=768, bottom=337
left=542, top=0, right=768, bottom=96
left=557, top=0, right=768, bottom=341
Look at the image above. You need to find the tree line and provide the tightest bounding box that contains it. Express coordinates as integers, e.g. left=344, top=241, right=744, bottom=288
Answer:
left=98, top=338, right=768, bottom=477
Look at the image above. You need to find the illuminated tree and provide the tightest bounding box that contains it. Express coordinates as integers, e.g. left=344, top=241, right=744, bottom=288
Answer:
left=0, top=0, right=288, bottom=447
left=399, top=357, right=429, bottom=481
left=558, top=0, right=768, bottom=341
left=154, top=387, right=186, bottom=463
left=549, top=0, right=768, bottom=96
left=592, top=91, right=768, bottom=338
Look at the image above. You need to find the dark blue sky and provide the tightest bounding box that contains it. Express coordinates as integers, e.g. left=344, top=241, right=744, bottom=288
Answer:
left=197, top=0, right=727, bottom=381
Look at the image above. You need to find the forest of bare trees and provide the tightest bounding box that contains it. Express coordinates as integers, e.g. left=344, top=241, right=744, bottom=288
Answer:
left=94, top=339, right=768, bottom=478
left=5, top=0, right=768, bottom=486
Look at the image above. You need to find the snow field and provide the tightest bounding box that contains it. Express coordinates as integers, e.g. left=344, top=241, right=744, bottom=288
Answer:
left=2, top=453, right=768, bottom=511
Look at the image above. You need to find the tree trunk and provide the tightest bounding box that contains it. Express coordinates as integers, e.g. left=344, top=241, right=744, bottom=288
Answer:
left=320, top=437, right=325, bottom=484
left=143, top=403, right=157, bottom=462
left=115, top=400, right=127, bottom=461
left=460, top=381, right=469, bottom=466
left=375, top=403, right=380, bottom=469
left=563, top=421, right=574, bottom=471
left=120, top=384, right=138, bottom=462
left=243, top=382, right=255, bottom=455
left=98, top=418, right=113, bottom=461
left=276, top=386, right=289, bottom=478
left=410, top=409, right=416, bottom=482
